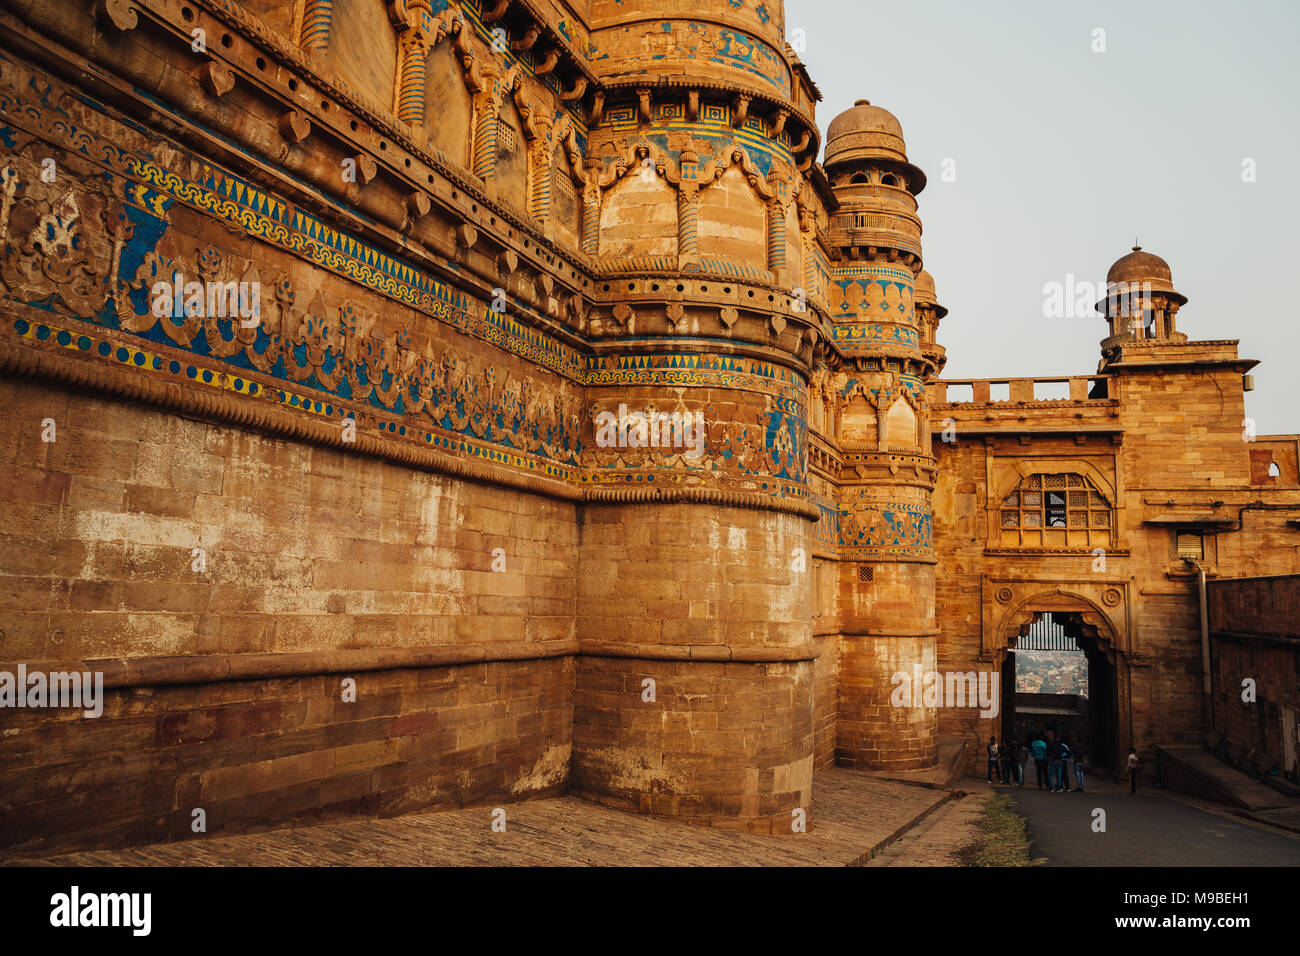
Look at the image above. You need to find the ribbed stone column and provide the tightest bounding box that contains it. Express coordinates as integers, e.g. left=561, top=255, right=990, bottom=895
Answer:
left=471, top=107, right=498, bottom=181
left=299, top=0, right=332, bottom=53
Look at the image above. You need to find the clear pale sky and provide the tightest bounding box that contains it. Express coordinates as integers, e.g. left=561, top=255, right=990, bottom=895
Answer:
left=789, top=0, right=1300, bottom=435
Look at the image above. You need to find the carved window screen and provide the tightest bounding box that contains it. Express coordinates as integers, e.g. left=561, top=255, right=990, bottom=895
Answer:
left=553, top=168, right=576, bottom=202
left=999, top=473, right=1112, bottom=549
left=497, top=122, right=517, bottom=155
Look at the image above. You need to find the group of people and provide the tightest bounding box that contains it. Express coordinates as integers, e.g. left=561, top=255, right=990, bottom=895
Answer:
left=987, top=730, right=1087, bottom=791
left=986, top=731, right=1145, bottom=793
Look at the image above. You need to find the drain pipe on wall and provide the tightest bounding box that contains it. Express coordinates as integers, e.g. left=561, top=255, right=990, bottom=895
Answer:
left=1194, top=560, right=1213, bottom=735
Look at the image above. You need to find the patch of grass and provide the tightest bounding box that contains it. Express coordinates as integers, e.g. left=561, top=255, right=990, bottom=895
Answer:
left=961, top=792, right=1043, bottom=867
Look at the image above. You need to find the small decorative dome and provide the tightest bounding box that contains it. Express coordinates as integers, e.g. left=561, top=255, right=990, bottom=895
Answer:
left=825, top=99, right=909, bottom=166
left=1105, top=245, right=1186, bottom=302
left=913, top=269, right=948, bottom=319
left=913, top=268, right=937, bottom=300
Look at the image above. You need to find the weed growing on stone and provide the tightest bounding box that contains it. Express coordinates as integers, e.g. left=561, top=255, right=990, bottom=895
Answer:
left=962, top=793, right=1042, bottom=867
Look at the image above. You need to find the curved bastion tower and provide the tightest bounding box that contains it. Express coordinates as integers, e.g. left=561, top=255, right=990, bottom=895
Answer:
left=819, top=100, right=941, bottom=771
left=571, top=0, right=829, bottom=830
left=0, top=0, right=948, bottom=849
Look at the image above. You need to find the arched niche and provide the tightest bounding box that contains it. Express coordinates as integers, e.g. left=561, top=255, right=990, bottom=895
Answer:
left=329, top=0, right=397, bottom=110
left=840, top=393, right=876, bottom=445
left=885, top=396, right=917, bottom=451
left=986, top=585, right=1127, bottom=661
left=598, top=166, right=678, bottom=258
left=697, top=164, right=766, bottom=266
left=550, top=138, right=582, bottom=250
left=423, top=39, right=473, bottom=166
left=492, top=97, right=530, bottom=206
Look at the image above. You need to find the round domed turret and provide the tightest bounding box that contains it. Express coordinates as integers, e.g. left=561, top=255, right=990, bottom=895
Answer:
left=913, top=269, right=948, bottom=319
left=826, top=99, right=907, bottom=164
left=1105, top=246, right=1185, bottom=303
left=1096, top=245, right=1190, bottom=353
left=823, top=99, right=926, bottom=192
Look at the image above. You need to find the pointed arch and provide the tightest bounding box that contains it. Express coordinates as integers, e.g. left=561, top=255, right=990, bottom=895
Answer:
left=550, top=113, right=587, bottom=186
left=693, top=142, right=776, bottom=199
left=996, top=590, right=1122, bottom=658
left=884, top=394, right=918, bottom=451
left=839, top=383, right=877, bottom=445
left=327, top=0, right=398, bottom=110
left=993, top=459, right=1117, bottom=506
left=597, top=138, right=683, bottom=190
left=997, top=469, right=1115, bottom=550
left=545, top=113, right=585, bottom=248
left=596, top=139, right=680, bottom=260
left=694, top=144, right=772, bottom=270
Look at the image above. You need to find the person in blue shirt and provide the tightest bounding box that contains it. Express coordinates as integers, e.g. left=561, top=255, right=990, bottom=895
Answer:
left=1030, top=733, right=1048, bottom=789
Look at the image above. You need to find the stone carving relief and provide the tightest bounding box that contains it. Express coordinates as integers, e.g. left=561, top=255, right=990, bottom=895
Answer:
left=0, top=148, right=582, bottom=467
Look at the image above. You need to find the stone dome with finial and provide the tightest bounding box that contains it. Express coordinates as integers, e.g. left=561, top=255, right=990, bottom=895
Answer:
left=1106, top=245, right=1186, bottom=303
left=824, top=99, right=927, bottom=191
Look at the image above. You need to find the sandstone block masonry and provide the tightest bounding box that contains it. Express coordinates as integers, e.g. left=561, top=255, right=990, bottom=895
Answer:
left=0, top=0, right=1296, bottom=855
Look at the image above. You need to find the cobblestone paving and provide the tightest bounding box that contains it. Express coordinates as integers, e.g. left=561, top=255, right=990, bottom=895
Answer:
left=8, top=769, right=947, bottom=867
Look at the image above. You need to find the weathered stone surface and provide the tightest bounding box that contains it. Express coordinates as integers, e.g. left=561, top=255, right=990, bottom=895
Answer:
left=0, top=0, right=1295, bottom=857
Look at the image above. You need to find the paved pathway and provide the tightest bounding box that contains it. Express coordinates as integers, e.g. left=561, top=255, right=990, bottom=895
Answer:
left=1005, top=776, right=1300, bottom=867
left=5, top=768, right=946, bottom=867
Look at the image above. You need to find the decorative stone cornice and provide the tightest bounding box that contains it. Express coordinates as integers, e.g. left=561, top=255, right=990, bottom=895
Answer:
left=593, top=76, right=820, bottom=159
left=584, top=485, right=820, bottom=521
left=0, top=330, right=582, bottom=501
left=0, top=326, right=821, bottom=523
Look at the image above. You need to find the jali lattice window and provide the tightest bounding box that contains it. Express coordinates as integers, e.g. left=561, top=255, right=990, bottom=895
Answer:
left=999, top=473, right=1112, bottom=549
left=553, top=169, right=576, bottom=202
left=496, top=122, right=517, bottom=155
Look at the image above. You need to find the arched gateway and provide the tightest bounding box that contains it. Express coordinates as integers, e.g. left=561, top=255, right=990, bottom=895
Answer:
left=992, top=589, right=1131, bottom=771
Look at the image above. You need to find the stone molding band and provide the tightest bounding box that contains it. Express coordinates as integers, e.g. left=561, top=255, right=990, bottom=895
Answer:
left=0, top=334, right=581, bottom=502
left=594, top=76, right=819, bottom=152
left=3, top=640, right=819, bottom=691
left=0, top=642, right=580, bottom=690
left=578, top=641, right=818, bottom=663
left=0, top=335, right=820, bottom=522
